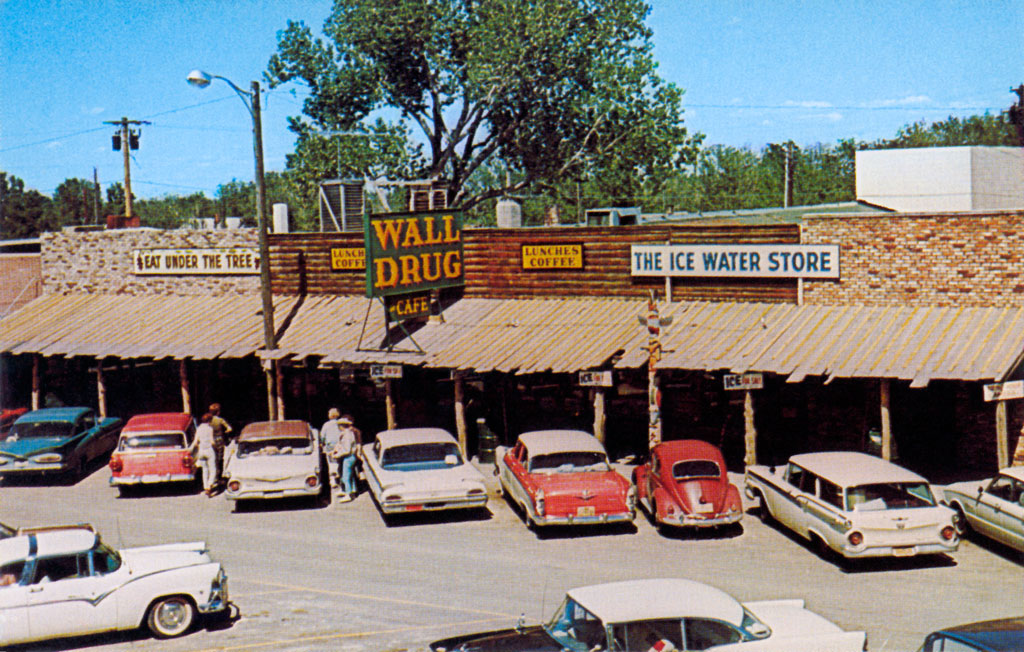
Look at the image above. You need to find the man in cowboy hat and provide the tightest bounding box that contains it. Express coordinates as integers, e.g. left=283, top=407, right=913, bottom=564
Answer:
left=330, top=414, right=361, bottom=502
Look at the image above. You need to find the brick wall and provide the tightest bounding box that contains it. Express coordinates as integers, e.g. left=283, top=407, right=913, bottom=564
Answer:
left=802, top=210, right=1024, bottom=306
left=41, top=228, right=260, bottom=296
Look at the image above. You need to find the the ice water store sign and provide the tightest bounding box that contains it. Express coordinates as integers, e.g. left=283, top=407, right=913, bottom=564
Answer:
left=630, top=244, right=840, bottom=279
left=133, top=248, right=260, bottom=275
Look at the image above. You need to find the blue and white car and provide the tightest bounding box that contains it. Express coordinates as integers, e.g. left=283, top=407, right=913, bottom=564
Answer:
left=942, top=466, right=1024, bottom=553
left=360, top=428, right=488, bottom=517
left=0, top=407, right=122, bottom=480
left=0, top=524, right=229, bottom=645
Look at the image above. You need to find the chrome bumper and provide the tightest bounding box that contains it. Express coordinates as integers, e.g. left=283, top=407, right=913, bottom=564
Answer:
left=380, top=493, right=488, bottom=514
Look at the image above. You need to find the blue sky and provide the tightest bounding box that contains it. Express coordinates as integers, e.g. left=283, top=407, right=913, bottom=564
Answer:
left=1, top=0, right=1021, bottom=201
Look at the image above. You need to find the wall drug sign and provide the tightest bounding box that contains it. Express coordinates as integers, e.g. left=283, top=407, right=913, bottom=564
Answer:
left=630, top=244, right=840, bottom=279
left=364, top=210, right=464, bottom=298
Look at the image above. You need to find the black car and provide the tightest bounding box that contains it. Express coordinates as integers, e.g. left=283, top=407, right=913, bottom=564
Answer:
left=918, top=617, right=1024, bottom=652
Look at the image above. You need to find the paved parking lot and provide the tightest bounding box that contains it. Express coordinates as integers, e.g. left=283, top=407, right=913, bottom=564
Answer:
left=1, top=462, right=1022, bottom=651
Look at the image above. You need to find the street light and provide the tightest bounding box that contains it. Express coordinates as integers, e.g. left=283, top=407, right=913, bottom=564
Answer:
left=188, top=69, right=277, bottom=419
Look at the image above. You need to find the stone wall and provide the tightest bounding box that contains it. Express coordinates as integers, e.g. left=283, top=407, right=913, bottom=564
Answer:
left=802, top=210, right=1024, bottom=306
left=42, top=227, right=260, bottom=296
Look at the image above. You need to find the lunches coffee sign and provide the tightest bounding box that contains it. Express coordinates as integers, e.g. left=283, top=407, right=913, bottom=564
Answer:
left=132, top=248, right=260, bottom=275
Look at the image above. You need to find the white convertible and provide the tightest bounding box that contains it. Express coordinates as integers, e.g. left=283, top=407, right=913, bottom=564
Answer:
left=224, top=420, right=323, bottom=504
left=0, top=524, right=228, bottom=645
left=745, top=451, right=958, bottom=560
left=360, top=428, right=488, bottom=516
left=430, top=578, right=866, bottom=651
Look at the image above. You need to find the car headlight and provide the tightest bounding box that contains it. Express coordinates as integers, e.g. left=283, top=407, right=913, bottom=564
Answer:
left=31, top=453, right=63, bottom=464
left=0, top=458, right=8, bottom=466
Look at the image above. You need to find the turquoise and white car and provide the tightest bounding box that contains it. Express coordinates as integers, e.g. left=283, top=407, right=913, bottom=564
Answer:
left=0, top=407, right=122, bottom=481
left=0, top=524, right=229, bottom=645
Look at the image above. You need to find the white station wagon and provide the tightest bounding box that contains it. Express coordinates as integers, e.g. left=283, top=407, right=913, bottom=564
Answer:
left=745, top=452, right=958, bottom=560
left=0, top=524, right=228, bottom=645
left=360, top=428, right=488, bottom=517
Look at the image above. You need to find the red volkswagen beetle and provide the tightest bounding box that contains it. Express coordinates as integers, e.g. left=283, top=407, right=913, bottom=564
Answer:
left=109, top=413, right=197, bottom=495
left=633, top=439, right=743, bottom=532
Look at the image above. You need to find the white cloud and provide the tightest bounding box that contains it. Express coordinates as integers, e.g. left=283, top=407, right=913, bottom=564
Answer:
left=865, top=95, right=932, bottom=108
left=783, top=100, right=834, bottom=109
left=797, top=111, right=844, bottom=123
left=82, top=106, right=105, bottom=115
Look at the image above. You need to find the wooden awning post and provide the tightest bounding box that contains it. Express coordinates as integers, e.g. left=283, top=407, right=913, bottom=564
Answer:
left=454, top=374, right=467, bottom=456
left=31, top=354, right=41, bottom=411
left=593, top=387, right=607, bottom=445
left=996, top=399, right=1009, bottom=469
left=263, top=359, right=276, bottom=421
left=385, top=379, right=397, bottom=429
left=179, top=359, right=191, bottom=414
left=96, top=357, right=107, bottom=419
left=275, top=361, right=286, bottom=421
left=743, top=389, right=757, bottom=466
left=880, top=379, right=892, bottom=461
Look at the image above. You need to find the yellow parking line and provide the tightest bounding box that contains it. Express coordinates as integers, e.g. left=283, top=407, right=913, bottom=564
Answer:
left=186, top=616, right=511, bottom=652
left=227, top=588, right=297, bottom=598
left=241, top=578, right=511, bottom=617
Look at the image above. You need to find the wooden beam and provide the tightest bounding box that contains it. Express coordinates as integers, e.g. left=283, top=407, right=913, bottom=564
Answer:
left=880, top=379, right=892, bottom=461
left=179, top=359, right=191, bottom=414
left=275, top=362, right=286, bottom=421
left=96, top=357, right=107, bottom=419
left=996, top=399, right=1009, bottom=469
left=743, top=389, right=757, bottom=466
left=454, top=375, right=467, bottom=456
left=385, top=379, right=397, bottom=429
left=31, top=355, right=40, bottom=411
left=593, top=388, right=607, bottom=444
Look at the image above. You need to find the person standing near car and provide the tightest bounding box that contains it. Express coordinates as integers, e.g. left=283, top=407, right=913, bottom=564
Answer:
left=330, top=415, right=360, bottom=502
left=208, top=403, right=232, bottom=481
left=320, top=408, right=343, bottom=489
left=191, top=413, right=219, bottom=496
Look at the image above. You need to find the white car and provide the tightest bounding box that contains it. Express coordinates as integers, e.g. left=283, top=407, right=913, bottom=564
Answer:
left=224, top=420, right=323, bottom=504
left=430, top=578, right=866, bottom=651
left=0, top=524, right=228, bottom=645
left=942, top=466, right=1024, bottom=552
left=360, top=428, right=488, bottom=517
left=745, top=451, right=958, bottom=560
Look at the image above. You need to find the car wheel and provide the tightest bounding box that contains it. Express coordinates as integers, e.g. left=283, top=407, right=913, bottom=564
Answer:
left=952, top=504, right=970, bottom=537
left=146, top=595, right=195, bottom=638
left=117, top=485, right=134, bottom=498
left=754, top=491, right=773, bottom=524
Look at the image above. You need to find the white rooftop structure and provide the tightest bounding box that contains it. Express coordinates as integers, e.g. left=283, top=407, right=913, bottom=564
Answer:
left=856, top=146, right=1024, bottom=212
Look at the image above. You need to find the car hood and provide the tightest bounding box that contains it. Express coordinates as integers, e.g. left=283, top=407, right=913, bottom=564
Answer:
left=0, top=437, right=71, bottom=458
left=745, top=599, right=844, bottom=637
left=121, top=541, right=212, bottom=576
left=942, top=479, right=988, bottom=500
left=227, top=453, right=317, bottom=480
left=531, top=470, right=628, bottom=495
left=430, top=625, right=560, bottom=652
left=376, top=464, right=485, bottom=489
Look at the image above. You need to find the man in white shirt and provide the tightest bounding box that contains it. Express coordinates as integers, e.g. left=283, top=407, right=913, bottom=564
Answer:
left=330, top=415, right=360, bottom=502
left=320, top=408, right=343, bottom=488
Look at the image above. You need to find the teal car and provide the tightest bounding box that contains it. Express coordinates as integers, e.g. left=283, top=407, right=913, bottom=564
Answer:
left=0, top=408, right=123, bottom=481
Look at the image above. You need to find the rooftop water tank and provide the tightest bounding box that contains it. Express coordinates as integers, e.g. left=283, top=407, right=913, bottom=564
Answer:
left=496, top=199, right=521, bottom=228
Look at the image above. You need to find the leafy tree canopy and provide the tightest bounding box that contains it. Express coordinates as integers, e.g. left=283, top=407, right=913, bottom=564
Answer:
left=266, top=0, right=700, bottom=209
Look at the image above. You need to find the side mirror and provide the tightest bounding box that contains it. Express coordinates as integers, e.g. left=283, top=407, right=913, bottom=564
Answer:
left=977, top=486, right=984, bottom=496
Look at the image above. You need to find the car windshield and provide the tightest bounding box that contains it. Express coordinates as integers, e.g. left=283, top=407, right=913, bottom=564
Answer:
left=237, top=437, right=312, bottom=457
left=119, top=433, right=185, bottom=450
left=673, top=459, right=721, bottom=480
left=529, top=452, right=610, bottom=473
left=7, top=422, right=75, bottom=439
left=846, top=482, right=936, bottom=511
left=380, top=442, right=463, bottom=471
left=544, top=597, right=606, bottom=652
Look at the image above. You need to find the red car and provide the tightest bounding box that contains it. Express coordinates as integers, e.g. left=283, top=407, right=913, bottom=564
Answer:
left=0, top=408, right=28, bottom=435
left=633, top=439, right=743, bottom=532
left=109, top=413, right=197, bottom=495
left=495, top=430, right=635, bottom=528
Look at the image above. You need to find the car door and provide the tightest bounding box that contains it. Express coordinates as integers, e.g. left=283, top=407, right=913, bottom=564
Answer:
left=992, top=477, right=1024, bottom=551
left=501, top=442, right=529, bottom=505
left=773, top=463, right=811, bottom=532
left=0, top=559, right=31, bottom=644
left=26, top=552, right=118, bottom=639
left=974, top=475, right=1015, bottom=543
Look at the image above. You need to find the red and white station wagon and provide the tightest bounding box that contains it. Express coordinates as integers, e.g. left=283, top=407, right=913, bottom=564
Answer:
left=109, top=413, right=197, bottom=495
left=496, top=430, right=635, bottom=529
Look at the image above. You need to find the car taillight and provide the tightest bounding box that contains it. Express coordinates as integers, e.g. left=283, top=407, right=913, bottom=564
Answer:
left=109, top=457, right=123, bottom=472
left=626, top=486, right=636, bottom=511
left=228, top=480, right=240, bottom=492
left=847, top=531, right=864, bottom=546
left=305, top=475, right=319, bottom=488
left=941, top=526, right=955, bottom=541
left=183, top=454, right=194, bottom=470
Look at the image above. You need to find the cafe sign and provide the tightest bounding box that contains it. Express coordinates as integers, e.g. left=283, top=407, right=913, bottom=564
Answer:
left=385, top=291, right=431, bottom=323
left=133, top=248, right=259, bottom=275
left=330, top=247, right=365, bottom=270
left=522, top=243, right=583, bottom=270
left=364, top=209, right=464, bottom=298
left=630, top=244, right=840, bottom=279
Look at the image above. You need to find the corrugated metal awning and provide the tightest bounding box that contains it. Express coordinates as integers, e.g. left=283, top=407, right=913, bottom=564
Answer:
left=0, top=293, right=299, bottom=360
left=616, top=301, right=1024, bottom=386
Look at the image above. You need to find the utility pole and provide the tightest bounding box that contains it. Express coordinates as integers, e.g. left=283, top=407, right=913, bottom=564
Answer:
left=93, top=168, right=101, bottom=224
left=104, top=117, right=150, bottom=219
left=783, top=141, right=794, bottom=208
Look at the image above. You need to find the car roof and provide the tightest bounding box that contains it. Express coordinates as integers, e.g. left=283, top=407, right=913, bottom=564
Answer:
left=788, top=451, right=927, bottom=487
left=238, top=420, right=312, bottom=441
left=998, top=467, right=1024, bottom=483
left=123, top=412, right=192, bottom=434
left=375, top=428, right=457, bottom=448
left=518, top=430, right=607, bottom=458
left=934, top=617, right=1024, bottom=652
left=14, top=407, right=90, bottom=424
left=0, top=527, right=98, bottom=566
left=568, top=579, right=744, bottom=626
left=656, top=440, right=726, bottom=464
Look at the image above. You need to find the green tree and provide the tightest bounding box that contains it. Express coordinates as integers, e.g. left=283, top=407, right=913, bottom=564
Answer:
left=871, top=113, right=1017, bottom=149
left=48, top=178, right=98, bottom=227
left=0, top=172, right=52, bottom=238
left=266, top=0, right=699, bottom=210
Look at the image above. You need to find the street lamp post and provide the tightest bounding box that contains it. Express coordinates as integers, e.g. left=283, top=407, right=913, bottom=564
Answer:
left=187, top=69, right=278, bottom=420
